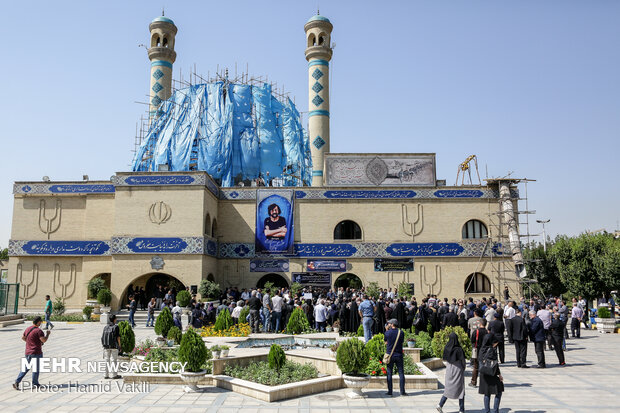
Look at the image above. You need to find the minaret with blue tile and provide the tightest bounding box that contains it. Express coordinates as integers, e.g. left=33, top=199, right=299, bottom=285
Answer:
left=148, top=15, right=177, bottom=119
left=304, top=14, right=333, bottom=186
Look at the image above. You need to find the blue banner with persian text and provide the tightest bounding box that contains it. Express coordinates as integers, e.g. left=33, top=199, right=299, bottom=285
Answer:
left=306, top=259, right=347, bottom=272
left=255, top=189, right=294, bottom=255
left=250, top=259, right=290, bottom=272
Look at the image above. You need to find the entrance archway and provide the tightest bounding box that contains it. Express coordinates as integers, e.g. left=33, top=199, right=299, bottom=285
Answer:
left=257, top=273, right=289, bottom=289
left=121, top=272, right=186, bottom=307
left=334, top=273, right=363, bottom=289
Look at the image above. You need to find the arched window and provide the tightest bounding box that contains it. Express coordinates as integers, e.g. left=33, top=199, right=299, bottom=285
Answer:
left=462, top=220, right=488, bottom=239
left=163, top=37, right=168, bottom=47
left=318, top=32, right=327, bottom=45
left=334, top=273, right=363, bottom=289
left=307, top=33, right=316, bottom=47
left=205, top=213, right=211, bottom=236
left=334, top=220, right=362, bottom=240
left=211, top=219, right=218, bottom=238
left=151, top=34, right=159, bottom=48
left=464, top=272, right=491, bottom=294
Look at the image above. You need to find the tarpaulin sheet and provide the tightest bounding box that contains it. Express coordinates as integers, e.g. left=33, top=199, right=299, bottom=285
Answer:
left=132, top=82, right=311, bottom=186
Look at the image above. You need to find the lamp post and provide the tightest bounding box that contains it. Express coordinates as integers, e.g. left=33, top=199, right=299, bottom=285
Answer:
left=536, top=219, right=551, bottom=252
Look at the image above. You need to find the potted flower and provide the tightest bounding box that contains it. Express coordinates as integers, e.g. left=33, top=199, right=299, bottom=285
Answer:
left=332, top=320, right=340, bottom=334
left=82, top=306, right=93, bottom=321
left=330, top=342, right=340, bottom=358
left=326, top=325, right=333, bottom=333
left=595, top=306, right=616, bottom=333
left=211, top=345, right=221, bottom=359
left=407, top=336, right=416, bottom=348
left=97, top=288, right=112, bottom=314
left=336, top=338, right=371, bottom=398
left=220, top=345, right=230, bottom=357
left=178, top=328, right=209, bottom=392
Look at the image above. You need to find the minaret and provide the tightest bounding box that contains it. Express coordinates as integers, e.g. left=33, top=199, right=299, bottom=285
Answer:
left=304, top=14, right=333, bottom=186
left=148, top=15, right=177, bottom=118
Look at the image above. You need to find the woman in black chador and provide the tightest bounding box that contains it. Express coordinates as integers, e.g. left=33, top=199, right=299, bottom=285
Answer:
left=349, top=300, right=360, bottom=333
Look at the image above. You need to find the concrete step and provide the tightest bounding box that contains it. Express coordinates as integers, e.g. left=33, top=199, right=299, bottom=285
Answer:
left=0, top=314, right=25, bottom=328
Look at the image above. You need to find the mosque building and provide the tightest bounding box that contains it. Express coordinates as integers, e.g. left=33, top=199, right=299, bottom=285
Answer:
left=7, top=14, right=525, bottom=310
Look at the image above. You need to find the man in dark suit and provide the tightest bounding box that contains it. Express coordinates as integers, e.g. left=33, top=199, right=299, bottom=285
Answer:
left=509, top=309, right=529, bottom=368
left=442, top=309, right=459, bottom=328
left=550, top=312, right=566, bottom=366
left=488, top=312, right=506, bottom=363
left=528, top=310, right=546, bottom=368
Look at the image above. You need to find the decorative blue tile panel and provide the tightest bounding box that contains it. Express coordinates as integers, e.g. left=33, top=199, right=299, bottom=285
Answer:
left=152, top=82, right=163, bottom=93
left=295, top=244, right=358, bottom=257
left=312, top=82, right=323, bottom=93
left=49, top=184, right=115, bottom=194
left=205, top=239, right=218, bottom=257
left=312, top=68, right=324, bottom=80
left=112, top=237, right=203, bottom=254
left=313, top=136, right=326, bottom=149
left=9, top=240, right=110, bottom=256
left=324, top=190, right=417, bottom=199
left=153, top=69, right=164, bottom=80
left=312, top=95, right=324, bottom=106
left=386, top=243, right=464, bottom=257
left=295, top=191, right=307, bottom=199
left=434, top=189, right=484, bottom=198
left=151, top=96, right=162, bottom=106
left=124, top=175, right=195, bottom=185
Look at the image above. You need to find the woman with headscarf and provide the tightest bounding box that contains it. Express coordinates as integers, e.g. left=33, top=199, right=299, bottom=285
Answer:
left=349, top=299, right=360, bottom=334
left=478, top=333, right=504, bottom=413
left=339, top=299, right=350, bottom=332
left=458, top=312, right=469, bottom=336
left=436, top=333, right=466, bottom=413
left=374, top=297, right=387, bottom=335
left=191, top=303, right=203, bottom=328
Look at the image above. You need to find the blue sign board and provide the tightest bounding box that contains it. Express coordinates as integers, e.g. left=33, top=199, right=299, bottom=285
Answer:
left=324, top=190, right=416, bottom=199
left=434, top=190, right=483, bottom=198
left=49, top=184, right=115, bottom=194
left=22, top=241, right=109, bottom=255
left=250, top=259, right=290, bottom=272
left=255, top=189, right=295, bottom=255
left=125, top=175, right=195, bottom=185
left=127, top=238, right=188, bottom=253
left=292, top=272, right=331, bottom=286
left=307, top=259, right=347, bottom=272
left=295, top=244, right=358, bottom=257
left=386, top=243, right=464, bottom=257
left=374, top=258, right=414, bottom=271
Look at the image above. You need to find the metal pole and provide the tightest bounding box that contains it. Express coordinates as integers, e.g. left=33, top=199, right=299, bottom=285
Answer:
left=537, top=219, right=551, bottom=252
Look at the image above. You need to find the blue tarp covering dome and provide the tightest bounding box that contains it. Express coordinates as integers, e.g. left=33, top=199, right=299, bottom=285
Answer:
left=132, top=82, right=312, bottom=187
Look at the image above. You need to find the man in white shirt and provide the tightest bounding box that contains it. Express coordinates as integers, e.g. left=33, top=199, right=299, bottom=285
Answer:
left=314, top=299, right=328, bottom=332
left=241, top=289, right=250, bottom=302
left=485, top=306, right=496, bottom=323
left=271, top=291, right=284, bottom=332
left=172, top=301, right=183, bottom=329
left=503, top=301, right=516, bottom=343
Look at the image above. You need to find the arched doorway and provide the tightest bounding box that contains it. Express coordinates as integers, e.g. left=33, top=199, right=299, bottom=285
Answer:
left=121, top=272, right=186, bottom=307
left=257, top=273, right=289, bottom=289
left=334, top=273, right=363, bottom=289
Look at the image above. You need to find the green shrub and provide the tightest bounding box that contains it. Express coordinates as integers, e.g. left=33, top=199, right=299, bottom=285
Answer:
left=82, top=306, right=93, bottom=319
left=168, top=326, right=182, bottom=345
left=178, top=328, right=209, bottom=372
left=413, top=331, right=433, bottom=359
left=224, top=360, right=318, bottom=386
left=357, top=324, right=364, bottom=337
left=52, top=297, right=65, bottom=316
left=97, top=288, right=112, bottom=306
left=427, top=320, right=434, bottom=337
left=176, top=290, right=192, bottom=307
left=199, top=279, right=221, bottom=300
left=286, top=307, right=310, bottom=334
left=87, top=277, right=106, bottom=299
left=336, top=338, right=369, bottom=375
left=431, top=326, right=472, bottom=359
left=263, top=281, right=275, bottom=293
left=213, top=309, right=233, bottom=331
left=365, top=333, right=385, bottom=360
left=397, top=281, right=413, bottom=298
left=239, top=305, right=250, bottom=322
left=268, top=344, right=286, bottom=371
left=154, top=307, right=174, bottom=338
left=598, top=306, right=611, bottom=318
left=118, top=321, right=135, bottom=355
left=290, top=282, right=302, bottom=297
left=26, top=313, right=92, bottom=322
left=365, top=354, right=422, bottom=376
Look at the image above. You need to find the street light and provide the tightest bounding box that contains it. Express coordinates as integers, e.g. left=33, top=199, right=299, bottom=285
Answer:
left=536, top=219, right=551, bottom=252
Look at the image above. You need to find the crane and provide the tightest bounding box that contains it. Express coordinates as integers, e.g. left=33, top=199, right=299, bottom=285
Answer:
left=456, top=155, right=481, bottom=185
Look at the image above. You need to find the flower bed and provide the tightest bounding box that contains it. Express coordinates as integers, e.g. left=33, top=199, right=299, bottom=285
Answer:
left=366, top=355, right=422, bottom=377
left=200, top=323, right=251, bottom=337
left=224, top=360, right=318, bottom=386
left=130, top=339, right=212, bottom=374
left=26, top=313, right=97, bottom=322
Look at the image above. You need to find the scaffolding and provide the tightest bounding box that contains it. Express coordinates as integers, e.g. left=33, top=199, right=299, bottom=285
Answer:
left=483, top=177, right=546, bottom=301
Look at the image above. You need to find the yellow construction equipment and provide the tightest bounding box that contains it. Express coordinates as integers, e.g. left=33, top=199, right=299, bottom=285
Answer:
left=456, top=155, right=481, bottom=185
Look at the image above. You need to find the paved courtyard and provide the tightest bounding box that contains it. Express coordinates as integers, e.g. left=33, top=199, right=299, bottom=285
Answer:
left=0, top=322, right=618, bottom=413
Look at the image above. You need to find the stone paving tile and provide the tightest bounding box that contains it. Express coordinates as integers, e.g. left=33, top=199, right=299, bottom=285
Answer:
left=0, top=322, right=619, bottom=412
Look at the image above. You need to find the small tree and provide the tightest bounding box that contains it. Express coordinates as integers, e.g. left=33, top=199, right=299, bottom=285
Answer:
left=431, top=326, right=472, bottom=359
left=290, top=282, right=302, bottom=297
left=213, top=309, right=233, bottom=331
left=82, top=306, right=93, bottom=320
left=168, top=326, right=183, bottom=345
left=365, top=282, right=380, bottom=300
left=52, top=297, right=65, bottom=316
left=268, top=344, right=286, bottom=371
left=365, top=333, right=385, bottom=360
left=118, top=321, right=136, bottom=355
left=336, top=338, right=369, bottom=375
left=396, top=281, right=413, bottom=298
left=154, top=307, right=174, bottom=338
left=264, top=281, right=275, bottom=293
left=87, top=277, right=106, bottom=299
left=199, top=279, right=221, bottom=300
left=178, top=328, right=209, bottom=372
left=177, top=290, right=192, bottom=307
left=97, top=288, right=112, bottom=306
left=286, top=307, right=310, bottom=334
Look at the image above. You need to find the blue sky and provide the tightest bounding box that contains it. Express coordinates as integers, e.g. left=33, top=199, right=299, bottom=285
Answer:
left=1, top=0, right=618, bottom=246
